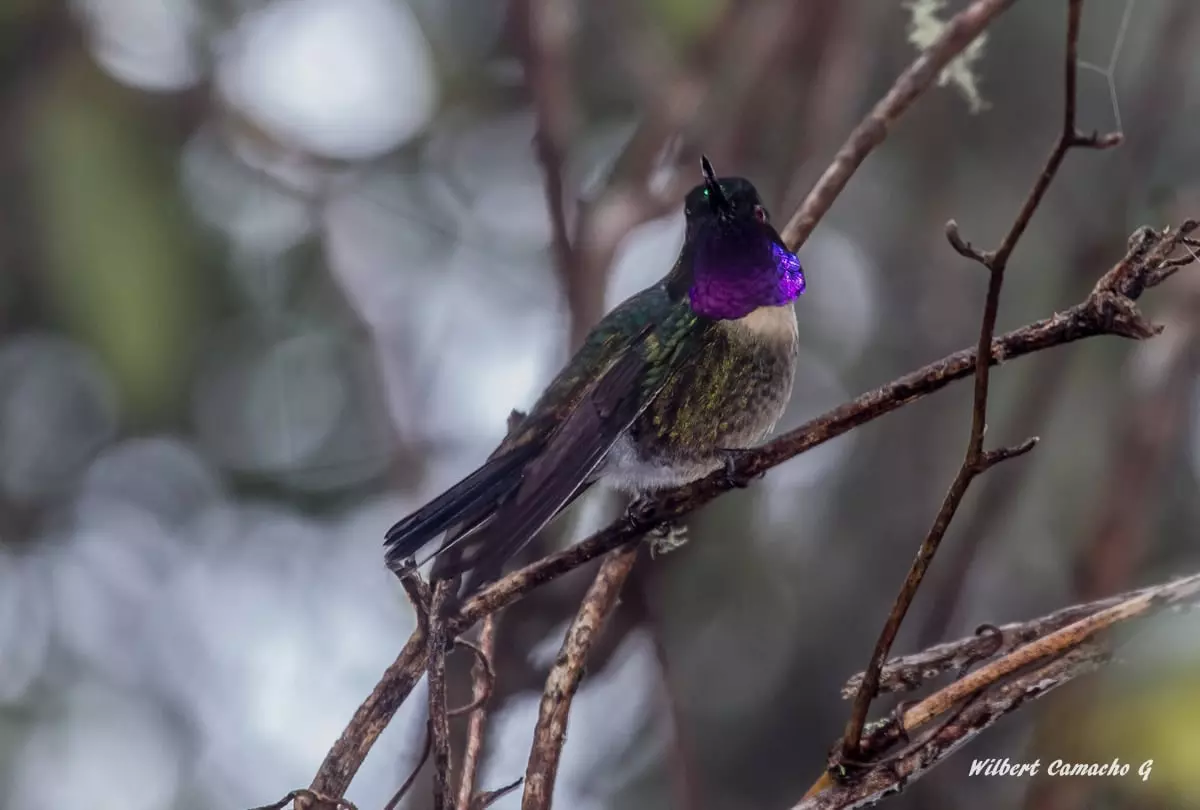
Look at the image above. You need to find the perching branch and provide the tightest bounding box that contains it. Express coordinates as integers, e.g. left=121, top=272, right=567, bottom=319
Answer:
left=796, top=570, right=1200, bottom=809
left=840, top=0, right=1120, bottom=761
left=457, top=216, right=1193, bottom=627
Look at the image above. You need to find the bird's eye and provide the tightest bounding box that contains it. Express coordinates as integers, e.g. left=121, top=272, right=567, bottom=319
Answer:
left=753, top=205, right=768, bottom=223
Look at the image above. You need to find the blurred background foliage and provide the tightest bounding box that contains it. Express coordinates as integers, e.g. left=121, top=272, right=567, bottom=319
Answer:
left=1, top=1, right=1199, bottom=809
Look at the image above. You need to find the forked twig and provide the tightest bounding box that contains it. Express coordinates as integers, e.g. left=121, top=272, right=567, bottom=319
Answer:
left=839, top=0, right=1121, bottom=761
left=919, top=0, right=1199, bottom=648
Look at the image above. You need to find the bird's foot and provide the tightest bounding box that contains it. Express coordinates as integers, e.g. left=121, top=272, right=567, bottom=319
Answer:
left=719, top=448, right=763, bottom=489
left=624, top=496, right=686, bottom=555
left=623, top=495, right=658, bottom=527
left=648, top=521, right=688, bottom=557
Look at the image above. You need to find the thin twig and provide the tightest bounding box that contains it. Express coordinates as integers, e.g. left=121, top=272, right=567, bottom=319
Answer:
left=779, top=0, right=1023, bottom=250
left=839, top=0, right=1121, bottom=760
left=383, top=722, right=433, bottom=810
left=448, top=635, right=497, bottom=719
left=471, top=777, right=525, bottom=810
left=455, top=615, right=499, bottom=810
left=521, top=547, right=639, bottom=810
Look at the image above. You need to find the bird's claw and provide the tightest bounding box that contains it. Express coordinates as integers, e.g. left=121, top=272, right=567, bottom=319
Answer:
left=648, top=522, right=688, bottom=557
left=623, top=497, right=686, bottom=555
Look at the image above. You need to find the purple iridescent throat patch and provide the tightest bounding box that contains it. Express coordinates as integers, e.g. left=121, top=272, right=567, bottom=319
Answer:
left=689, top=237, right=806, bottom=320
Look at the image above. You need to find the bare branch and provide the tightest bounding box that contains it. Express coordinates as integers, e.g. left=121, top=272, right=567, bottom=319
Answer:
left=799, top=647, right=1108, bottom=810
left=513, top=0, right=584, bottom=344
left=428, top=583, right=455, bottom=810
left=839, top=0, right=1120, bottom=760
left=843, top=576, right=1200, bottom=697
left=899, top=574, right=1200, bottom=734
left=798, top=571, right=1200, bottom=808
left=521, top=548, right=638, bottom=809
left=448, top=636, right=496, bottom=720
left=780, top=0, right=1023, bottom=250
left=978, top=436, right=1039, bottom=468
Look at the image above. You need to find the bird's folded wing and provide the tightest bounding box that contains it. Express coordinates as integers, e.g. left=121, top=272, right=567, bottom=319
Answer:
left=447, top=322, right=707, bottom=594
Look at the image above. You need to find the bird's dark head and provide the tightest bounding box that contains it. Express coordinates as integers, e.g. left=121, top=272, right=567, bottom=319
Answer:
left=680, top=157, right=805, bottom=320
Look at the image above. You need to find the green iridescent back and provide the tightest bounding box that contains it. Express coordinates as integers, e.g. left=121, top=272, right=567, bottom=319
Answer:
left=512, top=282, right=707, bottom=443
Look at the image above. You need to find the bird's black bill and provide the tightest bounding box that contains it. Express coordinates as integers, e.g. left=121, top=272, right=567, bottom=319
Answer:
left=700, top=155, right=732, bottom=216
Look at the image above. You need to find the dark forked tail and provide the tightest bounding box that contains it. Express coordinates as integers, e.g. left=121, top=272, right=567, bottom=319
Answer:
left=382, top=444, right=535, bottom=572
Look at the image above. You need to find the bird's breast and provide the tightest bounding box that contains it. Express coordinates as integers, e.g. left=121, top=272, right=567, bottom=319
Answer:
left=733, top=302, right=800, bottom=343
left=604, top=303, right=798, bottom=493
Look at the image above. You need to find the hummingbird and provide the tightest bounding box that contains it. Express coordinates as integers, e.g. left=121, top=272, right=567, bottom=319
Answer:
left=384, top=156, right=806, bottom=599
